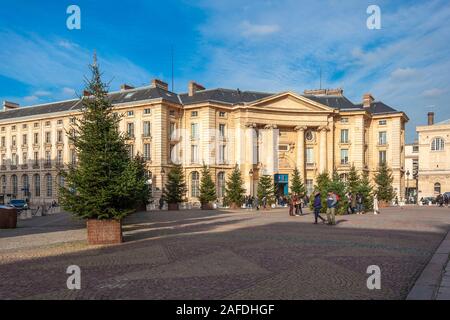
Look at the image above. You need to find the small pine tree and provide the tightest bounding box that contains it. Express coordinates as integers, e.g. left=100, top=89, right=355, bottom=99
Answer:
left=257, top=175, right=276, bottom=205
left=199, top=164, right=216, bottom=205
left=346, top=165, right=360, bottom=195
left=329, top=172, right=348, bottom=215
left=224, top=165, right=246, bottom=208
left=357, top=170, right=374, bottom=211
left=163, top=164, right=187, bottom=205
left=59, top=59, right=149, bottom=220
left=375, top=163, right=396, bottom=203
left=310, top=172, right=331, bottom=213
left=290, top=167, right=306, bottom=195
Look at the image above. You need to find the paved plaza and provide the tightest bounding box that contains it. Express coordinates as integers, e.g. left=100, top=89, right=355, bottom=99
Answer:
left=0, top=206, right=450, bottom=300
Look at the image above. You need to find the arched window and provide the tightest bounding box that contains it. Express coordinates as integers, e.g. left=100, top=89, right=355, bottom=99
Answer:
left=434, top=183, right=441, bottom=195
left=191, top=171, right=199, bottom=198
left=217, top=171, right=225, bottom=198
left=11, top=175, right=17, bottom=196
left=34, top=174, right=40, bottom=197
left=57, top=175, right=65, bottom=187
left=1, top=175, right=6, bottom=194
left=46, top=174, right=52, bottom=197
left=431, top=138, right=445, bottom=151
left=22, top=175, right=29, bottom=197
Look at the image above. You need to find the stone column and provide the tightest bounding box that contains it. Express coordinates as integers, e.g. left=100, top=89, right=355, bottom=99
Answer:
left=263, top=124, right=278, bottom=175
left=319, top=126, right=328, bottom=173
left=294, top=126, right=307, bottom=179
left=245, top=123, right=256, bottom=195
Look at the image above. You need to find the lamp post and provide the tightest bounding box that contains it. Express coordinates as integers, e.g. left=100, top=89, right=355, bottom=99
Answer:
left=160, top=168, right=165, bottom=194
left=249, top=169, right=253, bottom=197
left=406, top=170, right=410, bottom=203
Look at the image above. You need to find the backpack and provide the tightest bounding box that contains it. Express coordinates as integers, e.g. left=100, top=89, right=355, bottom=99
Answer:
left=335, top=194, right=340, bottom=202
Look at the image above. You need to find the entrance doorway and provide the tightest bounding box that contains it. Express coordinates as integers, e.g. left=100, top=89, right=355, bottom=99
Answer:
left=274, top=174, right=288, bottom=197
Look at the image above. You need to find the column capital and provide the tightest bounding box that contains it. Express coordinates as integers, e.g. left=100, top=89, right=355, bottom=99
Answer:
left=318, top=126, right=330, bottom=132
left=294, top=125, right=308, bottom=132
left=245, top=122, right=257, bottom=128
left=264, top=124, right=278, bottom=130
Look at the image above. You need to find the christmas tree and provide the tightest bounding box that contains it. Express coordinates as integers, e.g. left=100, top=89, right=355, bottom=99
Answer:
left=162, top=164, right=187, bottom=206
left=329, top=171, right=348, bottom=215
left=257, top=175, right=276, bottom=205
left=290, top=167, right=306, bottom=195
left=224, top=165, right=246, bottom=208
left=199, top=164, right=217, bottom=206
left=59, top=58, right=149, bottom=220
left=310, top=172, right=331, bottom=213
left=346, top=165, right=360, bottom=195
left=374, top=162, right=395, bottom=203
left=357, top=170, right=374, bottom=210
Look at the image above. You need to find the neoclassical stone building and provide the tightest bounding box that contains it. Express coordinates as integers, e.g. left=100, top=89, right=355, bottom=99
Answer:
left=0, top=79, right=408, bottom=205
left=417, top=113, right=450, bottom=198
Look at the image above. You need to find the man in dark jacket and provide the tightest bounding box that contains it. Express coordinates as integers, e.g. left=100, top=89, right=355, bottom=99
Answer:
left=313, top=192, right=326, bottom=224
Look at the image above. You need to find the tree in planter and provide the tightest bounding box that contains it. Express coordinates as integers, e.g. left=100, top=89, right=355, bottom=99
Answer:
left=257, top=175, right=276, bottom=208
left=224, top=165, right=246, bottom=209
left=290, top=167, right=306, bottom=195
left=374, top=163, right=395, bottom=205
left=329, top=172, right=348, bottom=215
left=199, top=164, right=216, bottom=209
left=357, top=170, right=374, bottom=211
left=162, top=164, right=187, bottom=210
left=310, top=172, right=331, bottom=213
left=59, top=58, right=149, bottom=245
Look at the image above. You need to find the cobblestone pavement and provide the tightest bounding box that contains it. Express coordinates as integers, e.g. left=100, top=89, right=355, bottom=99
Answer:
left=0, top=206, right=449, bottom=300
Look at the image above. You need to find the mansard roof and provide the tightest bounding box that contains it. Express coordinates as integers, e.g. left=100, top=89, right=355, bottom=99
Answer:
left=0, top=85, right=402, bottom=121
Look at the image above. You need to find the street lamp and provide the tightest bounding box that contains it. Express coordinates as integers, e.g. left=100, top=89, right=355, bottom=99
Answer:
left=406, top=170, right=410, bottom=203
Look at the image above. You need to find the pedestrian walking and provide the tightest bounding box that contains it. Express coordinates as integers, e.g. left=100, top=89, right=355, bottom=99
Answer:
left=297, top=194, right=304, bottom=216
left=253, top=196, right=259, bottom=211
left=313, top=192, right=326, bottom=224
left=288, top=194, right=295, bottom=216
left=346, top=192, right=353, bottom=215
left=356, top=193, right=364, bottom=214
left=326, top=191, right=337, bottom=225
left=373, top=193, right=380, bottom=215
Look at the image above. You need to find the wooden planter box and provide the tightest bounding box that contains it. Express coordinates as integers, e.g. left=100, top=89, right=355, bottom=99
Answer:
left=201, top=203, right=214, bottom=210
left=168, top=203, right=179, bottom=210
left=0, top=207, right=17, bottom=229
left=87, top=219, right=122, bottom=245
left=379, top=201, right=390, bottom=208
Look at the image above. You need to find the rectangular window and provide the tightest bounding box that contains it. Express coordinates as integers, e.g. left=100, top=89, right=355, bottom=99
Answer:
left=57, top=150, right=63, bottom=165
left=45, top=151, right=51, bottom=165
left=22, top=152, right=27, bottom=165
left=191, top=111, right=198, bottom=117
left=219, top=145, right=226, bottom=164
left=169, top=122, right=176, bottom=140
left=12, top=135, right=16, bottom=146
left=379, top=131, right=387, bottom=145
left=45, top=132, right=51, bottom=144
left=340, top=118, right=349, bottom=123
left=127, top=123, right=135, bottom=137
left=11, top=125, right=16, bottom=131
left=191, top=145, right=198, bottom=163
left=34, top=133, right=39, bottom=144
left=340, top=149, right=349, bottom=165
left=219, top=124, right=226, bottom=138
left=143, top=121, right=151, bottom=137
left=34, top=152, right=39, bottom=165
left=45, top=121, right=50, bottom=127
left=128, top=145, right=134, bottom=158
left=306, top=148, right=314, bottom=164
left=306, top=179, right=314, bottom=195
left=70, top=149, right=76, bottom=165
left=191, top=123, right=199, bottom=139
left=22, top=124, right=27, bottom=129
left=379, top=120, right=387, bottom=125
left=169, top=110, right=175, bottom=116
left=379, top=150, right=387, bottom=165
left=1, top=154, right=5, bottom=166
left=57, top=119, right=63, bottom=125
left=57, top=130, right=63, bottom=143
left=34, top=122, right=39, bottom=128
left=144, top=108, right=151, bottom=115
left=219, top=111, right=226, bottom=117
left=340, top=129, right=349, bottom=143
left=22, top=134, right=27, bottom=145
left=127, top=111, right=134, bottom=117
left=144, top=143, right=151, bottom=161
left=11, top=153, right=17, bottom=166
left=1, top=136, right=5, bottom=147
left=413, top=146, right=419, bottom=153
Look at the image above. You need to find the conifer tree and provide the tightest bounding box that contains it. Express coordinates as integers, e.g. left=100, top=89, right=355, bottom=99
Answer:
left=310, top=172, right=331, bottom=213
left=346, top=165, right=360, bottom=195
left=59, top=58, right=149, bottom=220
left=357, top=170, right=374, bottom=210
left=329, top=171, right=348, bottom=215
left=199, top=164, right=217, bottom=205
left=224, top=165, right=246, bottom=208
left=257, top=175, right=276, bottom=205
left=163, top=164, right=187, bottom=205
left=290, top=167, right=306, bottom=195
left=374, top=163, right=395, bottom=203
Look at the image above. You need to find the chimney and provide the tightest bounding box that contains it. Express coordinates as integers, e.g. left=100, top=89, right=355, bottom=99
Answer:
left=120, top=84, right=134, bottom=91
left=3, top=101, right=19, bottom=111
left=303, top=88, right=343, bottom=96
left=150, top=79, right=168, bottom=91
left=428, top=112, right=435, bottom=125
left=363, top=93, right=374, bottom=108
left=188, top=81, right=205, bottom=96
left=82, top=90, right=91, bottom=97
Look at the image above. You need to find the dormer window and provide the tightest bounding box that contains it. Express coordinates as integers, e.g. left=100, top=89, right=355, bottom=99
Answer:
left=379, top=120, right=387, bottom=125
left=191, top=111, right=198, bottom=117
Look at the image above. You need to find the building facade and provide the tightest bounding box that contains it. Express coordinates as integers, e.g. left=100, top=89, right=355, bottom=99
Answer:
left=404, top=142, right=419, bottom=202
left=417, top=113, right=450, bottom=198
left=0, top=80, right=408, bottom=206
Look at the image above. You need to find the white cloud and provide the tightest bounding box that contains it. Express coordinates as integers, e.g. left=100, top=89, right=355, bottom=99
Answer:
left=391, top=68, right=417, bottom=79
left=240, top=20, right=280, bottom=37
left=422, top=88, right=446, bottom=97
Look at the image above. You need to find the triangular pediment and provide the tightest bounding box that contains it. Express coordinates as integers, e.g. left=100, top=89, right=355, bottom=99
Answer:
left=246, top=91, right=335, bottom=113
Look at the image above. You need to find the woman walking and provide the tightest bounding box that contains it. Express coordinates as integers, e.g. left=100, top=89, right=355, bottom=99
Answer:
left=313, top=192, right=326, bottom=224
left=373, top=193, right=380, bottom=215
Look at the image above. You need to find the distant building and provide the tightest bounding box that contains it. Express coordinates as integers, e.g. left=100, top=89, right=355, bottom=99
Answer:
left=417, top=112, right=450, bottom=198
left=0, top=80, right=408, bottom=206
left=405, top=142, right=419, bottom=201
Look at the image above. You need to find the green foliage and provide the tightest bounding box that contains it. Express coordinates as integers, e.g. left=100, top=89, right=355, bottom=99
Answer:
left=59, top=61, right=149, bottom=220
left=357, top=170, right=374, bottom=211
left=374, top=163, right=396, bottom=202
left=163, top=164, right=187, bottom=204
left=290, top=167, right=306, bottom=195
left=199, top=164, right=216, bottom=204
left=329, top=172, right=348, bottom=215
left=346, top=165, right=360, bottom=194
left=257, top=175, right=276, bottom=205
left=224, top=165, right=246, bottom=207
left=310, top=172, right=331, bottom=213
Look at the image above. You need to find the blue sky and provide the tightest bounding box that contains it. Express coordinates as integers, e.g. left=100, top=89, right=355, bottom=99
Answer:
left=1, top=0, right=449, bottom=142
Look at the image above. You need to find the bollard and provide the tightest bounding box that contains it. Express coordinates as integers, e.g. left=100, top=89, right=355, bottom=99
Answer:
left=26, top=209, right=32, bottom=219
